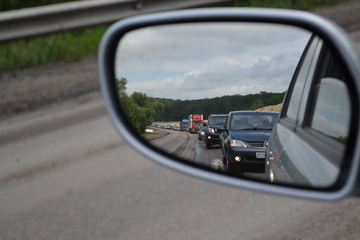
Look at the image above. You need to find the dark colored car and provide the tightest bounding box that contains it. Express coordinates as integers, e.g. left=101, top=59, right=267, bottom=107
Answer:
left=204, top=114, right=227, bottom=149
left=220, top=111, right=279, bottom=174
left=198, top=124, right=207, bottom=140
left=265, top=35, right=352, bottom=188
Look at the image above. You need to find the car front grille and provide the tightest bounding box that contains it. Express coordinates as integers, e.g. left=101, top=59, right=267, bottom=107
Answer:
left=246, top=141, right=264, bottom=147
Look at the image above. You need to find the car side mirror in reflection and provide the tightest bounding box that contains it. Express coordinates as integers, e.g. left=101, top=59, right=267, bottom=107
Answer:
left=99, top=8, right=360, bottom=200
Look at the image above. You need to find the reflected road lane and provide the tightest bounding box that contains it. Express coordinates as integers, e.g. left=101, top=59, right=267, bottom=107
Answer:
left=146, top=129, right=266, bottom=180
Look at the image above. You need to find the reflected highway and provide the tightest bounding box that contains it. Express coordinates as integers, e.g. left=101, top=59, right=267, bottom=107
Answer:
left=147, top=128, right=266, bottom=180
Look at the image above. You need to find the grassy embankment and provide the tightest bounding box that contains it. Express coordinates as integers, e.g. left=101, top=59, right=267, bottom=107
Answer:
left=226, top=0, right=346, bottom=9
left=0, top=26, right=108, bottom=73
left=0, top=0, right=347, bottom=73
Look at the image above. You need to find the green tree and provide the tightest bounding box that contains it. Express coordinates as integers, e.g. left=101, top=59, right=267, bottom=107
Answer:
left=250, top=99, right=264, bottom=110
left=116, top=77, right=127, bottom=97
left=116, top=78, right=164, bottom=135
left=154, top=91, right=285, bottom=121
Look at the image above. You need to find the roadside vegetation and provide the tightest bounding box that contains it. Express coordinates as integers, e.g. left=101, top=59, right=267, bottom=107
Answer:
left=222, top=0, right=348, bottom=9
left=0, top=0, right=347, bottom=73
left=1, top=0, right=345, bottom=12
left=0, top=0, right=75, bottom=11
left=155, top=91, right=285, bottom=122
left=116, top=78, right=164, bottom=135
left=0, top=26, right=108, bottom=73
left=0, top=0, right=106, bottom=73
left=115, top=77, right=284, bottom=132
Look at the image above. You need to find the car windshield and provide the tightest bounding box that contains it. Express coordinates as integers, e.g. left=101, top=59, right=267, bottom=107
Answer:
left=230, top=112, right=278, bottom=130
left=208, top=116, right=227, bottom=125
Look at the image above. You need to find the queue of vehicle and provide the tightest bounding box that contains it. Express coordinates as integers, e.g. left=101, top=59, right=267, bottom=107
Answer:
left=150, top=109, right=279, bottom=176
left=149, top=35, right=351, bottom=182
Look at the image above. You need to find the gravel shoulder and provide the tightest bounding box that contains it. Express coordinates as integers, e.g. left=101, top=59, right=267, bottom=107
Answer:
left=145, top=129, right=170, bottom=141
left=0, top=56, right=99, bottom=119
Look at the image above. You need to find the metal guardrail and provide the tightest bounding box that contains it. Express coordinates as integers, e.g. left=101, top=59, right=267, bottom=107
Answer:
left=0, top=0, right=231, bottom=43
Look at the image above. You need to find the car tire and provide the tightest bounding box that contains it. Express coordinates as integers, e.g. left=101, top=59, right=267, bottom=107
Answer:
left=227, top=163, right=236, bottom=175
left=206, top=141, right=212, bottom=149
left=222, top=155, right=228, bottom=172
left=225, top=152, right=237, bottom=175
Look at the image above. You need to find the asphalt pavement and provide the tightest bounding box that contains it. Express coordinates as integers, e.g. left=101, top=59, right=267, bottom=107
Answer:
left=1, top=92, right=360, bottom=239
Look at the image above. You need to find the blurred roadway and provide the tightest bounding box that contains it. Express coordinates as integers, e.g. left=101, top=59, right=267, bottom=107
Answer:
left=1, top=1, right=360, bottom=239
left=1, top=92, right=360, bottom=239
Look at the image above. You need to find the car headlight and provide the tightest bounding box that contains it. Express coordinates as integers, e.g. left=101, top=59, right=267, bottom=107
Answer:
left=208, top=127, right=215, bottom=133
left=230, top=140, right=247, bottom=147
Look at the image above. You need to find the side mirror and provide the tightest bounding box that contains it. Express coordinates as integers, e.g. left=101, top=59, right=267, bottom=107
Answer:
left=99, top=8, right=360, bottom=200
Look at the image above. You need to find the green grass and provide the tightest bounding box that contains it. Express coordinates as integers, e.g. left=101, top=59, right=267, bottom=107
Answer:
left=0, top=0, right=348, bottom=73
left=0, top=0, right=76, bottom=12
left=0, top=25, right=108, bottom=73
left=141, top=132, right=152, bottom=138
left=221, top=0, right=348, bottom=10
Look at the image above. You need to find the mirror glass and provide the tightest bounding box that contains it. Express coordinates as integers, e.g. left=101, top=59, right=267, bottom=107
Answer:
left=114, top=22, right=351, bottom=188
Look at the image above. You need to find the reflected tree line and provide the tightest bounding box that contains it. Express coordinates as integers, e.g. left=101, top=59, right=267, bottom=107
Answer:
left=116, top=78, right=163, bottom=135
left=154, top=91, right=285, bottom=121
left=117, top=77, right=285, bottom=134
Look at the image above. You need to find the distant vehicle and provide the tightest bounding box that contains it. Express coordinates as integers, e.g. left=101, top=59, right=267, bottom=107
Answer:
left=198, top=123, right=208, bottom=140
left=173, top=125, right=180, bottom=131
left=189, top=114, right=203, bottom=133
left=180, top=119, right=189, bottom=131
left=220, top=111, right=279, bottom=174
left=145, top=127, right=154, bottom=133
left=205, top=114, right=227, bottom=149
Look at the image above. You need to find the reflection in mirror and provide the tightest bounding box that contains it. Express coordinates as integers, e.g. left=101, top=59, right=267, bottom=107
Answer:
left=114, top=22, right=350, bottom=188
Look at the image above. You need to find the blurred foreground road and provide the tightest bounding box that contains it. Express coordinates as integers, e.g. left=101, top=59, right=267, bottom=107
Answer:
left=1, top=92, right=360, bottom=240
left=2, top=2, right=360, bottom=238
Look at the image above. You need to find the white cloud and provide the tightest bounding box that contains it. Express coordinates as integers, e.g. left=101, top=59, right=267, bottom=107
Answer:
left=116, top=22, right=311, bottom=99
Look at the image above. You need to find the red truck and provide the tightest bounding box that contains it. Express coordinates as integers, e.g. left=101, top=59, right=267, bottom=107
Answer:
left=188, top=114, right=203, bottom=133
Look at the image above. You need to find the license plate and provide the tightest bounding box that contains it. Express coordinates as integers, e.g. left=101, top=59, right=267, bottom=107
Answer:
left=256, top=152, right=265, bottom=159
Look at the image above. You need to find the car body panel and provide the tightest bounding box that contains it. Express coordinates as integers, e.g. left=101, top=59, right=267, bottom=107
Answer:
left=266, top=122, right=339, bottom=187
left=265, top=35, right=349, bottom=188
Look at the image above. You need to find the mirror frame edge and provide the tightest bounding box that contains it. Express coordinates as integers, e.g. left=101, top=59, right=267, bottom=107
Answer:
left=98, top=8, right=360, bottom=200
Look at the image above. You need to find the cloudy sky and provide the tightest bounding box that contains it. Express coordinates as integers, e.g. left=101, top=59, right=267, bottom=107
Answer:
left=115, top=22, right=311, bottom=100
